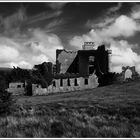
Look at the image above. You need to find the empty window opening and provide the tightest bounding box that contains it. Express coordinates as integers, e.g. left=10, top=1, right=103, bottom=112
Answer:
left=85, top=78, right=88, bottom=85
left=17, top=85, right=21, bottom=88
left=89, top=56, right=94, bottom=64
left=23, top=83, right=25, bottom=88
left=60, top=79, right=63, bottom=87
left=53, top=81, right=56, bottom=87
left=67, top=78, right=71, bottom=86
left=74, top=78, right=78, bottom=86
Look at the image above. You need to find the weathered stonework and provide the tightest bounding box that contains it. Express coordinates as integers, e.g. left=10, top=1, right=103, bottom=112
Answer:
left=7, top=82, right=26, bottom=95
left=122, top=66, right=139, bottom=81
left=32, top=73, right=99, bottom=96
left=56, top=50, right=77, bottom=73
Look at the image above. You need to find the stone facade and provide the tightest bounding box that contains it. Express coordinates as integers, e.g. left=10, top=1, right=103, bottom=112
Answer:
left=7, top=82, right=26, bottom=95
left=56, top=45, right=111, bottom=77
left=32, top=73, right=99, bottom=96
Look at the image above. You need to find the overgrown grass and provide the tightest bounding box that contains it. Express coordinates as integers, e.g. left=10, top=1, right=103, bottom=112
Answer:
left=0, top=101, right=140, bottom=138
left=1, top=80, right=140, bottom=138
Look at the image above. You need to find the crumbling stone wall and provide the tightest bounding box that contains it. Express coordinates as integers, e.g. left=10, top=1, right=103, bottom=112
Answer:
left=56, top=49, right=77, bottom=73
left=122, top=66, right=139, bottom=81
left=32, top=73, right=99, bottom=96
left=7, top=82, right=25, bottom=95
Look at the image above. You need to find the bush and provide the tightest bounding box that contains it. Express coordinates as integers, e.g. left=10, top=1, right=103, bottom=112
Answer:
left=0, top=89, right=14, bottom=115
left=25, top=81, right=32, bottom=96
left=50, top=121, right=64, bottom=137
left=98, top=72, right=116, bottom=86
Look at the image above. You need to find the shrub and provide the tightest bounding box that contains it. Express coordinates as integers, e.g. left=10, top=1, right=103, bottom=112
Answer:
left=50, top=121, right=64, bottom=137
left=0, top=89, right=14, bottom=115
left=25, top=81, right=32, bottom=96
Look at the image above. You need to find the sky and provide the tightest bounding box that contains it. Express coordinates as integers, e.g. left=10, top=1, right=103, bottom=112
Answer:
left=0, top=2, right=140, bottom=73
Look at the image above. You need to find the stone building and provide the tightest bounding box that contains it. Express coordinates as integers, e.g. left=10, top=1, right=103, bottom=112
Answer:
left=56, top=44, right=111, bottom=77
left=32, top=43, right=111, bottom=96
left=7, top=42, right=111, bottom=96
left=32, top=72, right=99, bottom=96
left=7, top=82, right=26, bottom=95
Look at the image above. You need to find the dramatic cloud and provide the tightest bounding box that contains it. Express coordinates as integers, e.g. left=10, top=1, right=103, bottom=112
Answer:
left=107, top=3, right=122, bottom=14
left=0, top=5, right=64, bottom=69
left=0, top=28, right=63, bottom=69
left=1, top=2, right=140, bottom=73
left=69, top=4, right=140, bottom=73
left=47, top=2, right=67, bottom=10
left=27, top=10, right=62, bottom=25
left=45, top=19, right=65, bottom=32
left=110, top=40, right=140, bottom=72
left=0, top=5, right=63, bottom=35
left=87, top=16, right=116, bottom=29
left=0, top=46, right=19, bottom=63
left=29, top=29, right=63, bottom=62
left=131, top=4, right=140, bottom=19
left=86, top=3, right=122, bottom=29
left=0, top=6, right=27, bottom=36
left=100, top=15, right=139, bottom=38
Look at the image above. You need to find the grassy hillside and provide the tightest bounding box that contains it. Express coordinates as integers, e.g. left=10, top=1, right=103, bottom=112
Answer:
left=17, top=79, right=140, bottom=107
left=1, top=80, right=140, bottom=138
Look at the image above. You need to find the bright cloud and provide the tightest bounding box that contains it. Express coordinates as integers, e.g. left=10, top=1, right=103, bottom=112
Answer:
left=0, top=5, right=64, bottom=69
left=47, top=2, right=67, bottom=10
left=69, top=5, right=140, bottom=73
left=0, top=46, right=19, bottom=62
left=0, top=28, right=63, bottom=69
left=131, top=4, right=140, bottom=19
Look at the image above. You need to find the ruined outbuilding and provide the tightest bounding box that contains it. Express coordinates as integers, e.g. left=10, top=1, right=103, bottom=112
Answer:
left=7, top=82, right=26, bottom=95
left=32, top=72, right=99, bottom=96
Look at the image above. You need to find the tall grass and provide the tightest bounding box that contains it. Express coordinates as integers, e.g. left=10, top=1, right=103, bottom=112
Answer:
left=0, top=103, right=139, bottom=138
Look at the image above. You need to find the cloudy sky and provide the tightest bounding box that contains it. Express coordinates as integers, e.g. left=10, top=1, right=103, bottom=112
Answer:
left=0, top=2, right=140, bottom=73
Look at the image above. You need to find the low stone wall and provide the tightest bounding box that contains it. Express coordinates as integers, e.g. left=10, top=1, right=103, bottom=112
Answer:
left=7, top=82, right=25, bottom=95
left=7, top=88, right=25, bottom=95
left=32, top=73, right=99, bottom=96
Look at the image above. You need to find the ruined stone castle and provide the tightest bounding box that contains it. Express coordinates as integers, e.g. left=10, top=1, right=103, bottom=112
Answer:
left=8, top=42, right=111, bottom=96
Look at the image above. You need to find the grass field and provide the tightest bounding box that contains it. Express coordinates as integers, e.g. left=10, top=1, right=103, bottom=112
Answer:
left=1, top=80, right=140, bottom=137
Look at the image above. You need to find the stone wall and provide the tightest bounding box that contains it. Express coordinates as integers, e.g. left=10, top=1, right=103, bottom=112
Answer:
left=122, top=66, right=139, bottom=81
left=32, top=73, right=99, bottom=96
left=7, top=82, right=25, bottom=95
left=56, top=49, right=77, bottom=73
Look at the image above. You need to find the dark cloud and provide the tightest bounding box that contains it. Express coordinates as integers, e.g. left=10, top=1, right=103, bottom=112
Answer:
left=70, top=3, right=140, bottom=73
left=0, top=2, right=139, bottom=73
left=107, top=3, right=123, bottom=14
left=26, top=10, right=62, bottom=25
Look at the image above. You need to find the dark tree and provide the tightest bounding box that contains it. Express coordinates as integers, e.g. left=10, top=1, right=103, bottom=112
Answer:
left=33, top=62, right=53, bottom=87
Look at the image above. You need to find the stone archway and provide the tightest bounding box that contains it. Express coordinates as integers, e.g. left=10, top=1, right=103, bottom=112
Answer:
left=122, top=66, right=139, bottom=81
left=124, top=68, right=132, bottom=80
